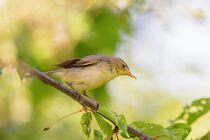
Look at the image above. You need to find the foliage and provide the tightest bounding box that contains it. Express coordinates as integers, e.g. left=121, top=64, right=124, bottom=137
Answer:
left=0, top=0, right=209, bottom=139
left=97, top=108, right=129, bottom=138
left=93, top=112, right=113, bottom=139
left=98, top=107, right=119, bottom=125
left=167, top=123, right=191, bottom=140
left=94, top=129, right=103, bottom=140
left=125, top=98, right=209, bottom=140
left=128, top=122, right=191, bottom=140
left=130, top=121, right=170, bottom=139
left=81, top=112, right=92, bottom=138
left=118, top=114, right=129, bottom=137
left=173, top=98, right=210, bottom=125
left=79, top=99, right=209, bottom=140
left=0, top=2, right=131, bottom=139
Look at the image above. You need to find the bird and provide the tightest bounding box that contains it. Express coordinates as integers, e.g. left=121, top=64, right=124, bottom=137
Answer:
left=27, top=55, right=136, bottom=101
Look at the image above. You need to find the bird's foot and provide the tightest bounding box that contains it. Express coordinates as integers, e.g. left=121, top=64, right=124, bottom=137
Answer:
left=93, top=100, right=99, bottom=108
left=82, top=91, right=99, bottom=106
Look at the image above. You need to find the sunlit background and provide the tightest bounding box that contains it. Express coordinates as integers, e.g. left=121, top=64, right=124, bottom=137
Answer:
left=0, top=0, right=209, bottom=139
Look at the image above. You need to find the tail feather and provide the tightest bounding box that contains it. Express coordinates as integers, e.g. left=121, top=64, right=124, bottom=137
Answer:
left=25, top=69, right=64, bottom=79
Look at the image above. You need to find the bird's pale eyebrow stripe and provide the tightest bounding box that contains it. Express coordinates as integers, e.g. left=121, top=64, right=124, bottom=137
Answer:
left=118, top=58, right=126, bottom=66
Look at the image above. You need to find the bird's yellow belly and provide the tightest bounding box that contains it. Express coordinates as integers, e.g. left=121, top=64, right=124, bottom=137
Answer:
left=61, top=67, right=114, bottom=91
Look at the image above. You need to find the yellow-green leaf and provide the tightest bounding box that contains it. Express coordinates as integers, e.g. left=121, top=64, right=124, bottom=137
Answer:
left=98, top=107, right=118, bottom=126
left=81, top=112, right=92, bottom=138
left=130, top=121, right=170, bottom=140
left=93, top=112, right=113, bottom=139
left=118, top=114, right=129, bottom=137
left=167, top=123, right=191, bottom=140
left=94, top=129, right=103, bottom=140
left=174, top=98, right=210, bottom=125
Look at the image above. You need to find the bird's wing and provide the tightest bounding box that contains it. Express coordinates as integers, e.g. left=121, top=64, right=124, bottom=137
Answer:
left=55, top=55, right=102, bottom=68
left=55, top=58, right=81, bottom=68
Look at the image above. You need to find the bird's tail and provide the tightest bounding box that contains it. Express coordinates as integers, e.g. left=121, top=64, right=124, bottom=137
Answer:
left=25, top=69, right=64, bottom=79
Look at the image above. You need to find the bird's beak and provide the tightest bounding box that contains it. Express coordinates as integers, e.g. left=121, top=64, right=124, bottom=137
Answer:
left=127, top=72, right=137, bottom=79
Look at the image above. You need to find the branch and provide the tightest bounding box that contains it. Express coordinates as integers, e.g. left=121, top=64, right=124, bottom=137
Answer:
left=26, top=67, right=152, bottom=140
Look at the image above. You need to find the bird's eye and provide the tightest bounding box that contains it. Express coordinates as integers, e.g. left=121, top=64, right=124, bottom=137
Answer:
left=122, top=65, right=126, bottom=69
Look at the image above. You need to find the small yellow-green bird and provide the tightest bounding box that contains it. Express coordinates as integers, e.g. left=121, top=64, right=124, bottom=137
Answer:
left=29, top=55, right=136, bottom=100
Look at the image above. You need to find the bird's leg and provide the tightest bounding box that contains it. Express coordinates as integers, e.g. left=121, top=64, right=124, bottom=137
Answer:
left=82, top=91, right=94, bottom=101
left=66, top=84, right=99, bottom=108
left=82, top=91, right=99, bottom=107
left=66, top=82, right=75, bottom=91
left=66, top=83, right=80, bottom=101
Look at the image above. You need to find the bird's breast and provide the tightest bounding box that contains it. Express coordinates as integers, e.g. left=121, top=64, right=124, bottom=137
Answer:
left=62, top=66, right=115, bottom=91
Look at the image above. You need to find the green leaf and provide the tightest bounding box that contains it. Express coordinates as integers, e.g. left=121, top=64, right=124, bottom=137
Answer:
left=167, top=123, right=191, bottom=140
left=93, top=112, right=113, bottom=139
left=97, top=108, right=129, bottom=138
left=174, top=98, right=210, bottom=125
left=118, top=114, right=129, bottom=138
left=130, top=121, right=191, bottom=140
left=81, top=112, right=92, bottom=138
left=94, top=129, right=103, bottom=140
left=130, top=121, right=170, bottom=140
left=98, top=107, right=118, bottom=126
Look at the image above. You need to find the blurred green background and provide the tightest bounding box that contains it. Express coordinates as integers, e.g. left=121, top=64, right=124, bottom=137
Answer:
left=0, top=0, right=209, bottom=139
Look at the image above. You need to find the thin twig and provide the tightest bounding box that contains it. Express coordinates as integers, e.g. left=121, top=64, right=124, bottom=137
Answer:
left=43, top=108, right=85, bottom=131
left=25, top=67, right=152, bottom=140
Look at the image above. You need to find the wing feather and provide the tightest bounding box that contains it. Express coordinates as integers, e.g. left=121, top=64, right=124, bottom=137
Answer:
left=55, top=58, right=80, bottom=68
left=55, top=55, right=102, bottom=68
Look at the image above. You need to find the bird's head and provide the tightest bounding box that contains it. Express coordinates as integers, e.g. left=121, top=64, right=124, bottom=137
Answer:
left=113, top=58, right=136, bottom=79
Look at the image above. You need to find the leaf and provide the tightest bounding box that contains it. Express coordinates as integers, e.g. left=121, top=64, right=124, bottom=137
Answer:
left=98, top=107, right=119, bottom=126
left=130, top=121, right=191, bottom=140
left=118, top=114, right=129, bottom=138
left=174, top=98, right=210, bottom=125
left=98, top=108, right=129, bottom=138
left=93, top=112, right=113, bottom=139
left=81, top=112, right=92, bottom=138
left=130, top=121, right=170, bottom=140
left=94, top=129, right=103, bottom=140
left=167, top=123, right=191, bottom=140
